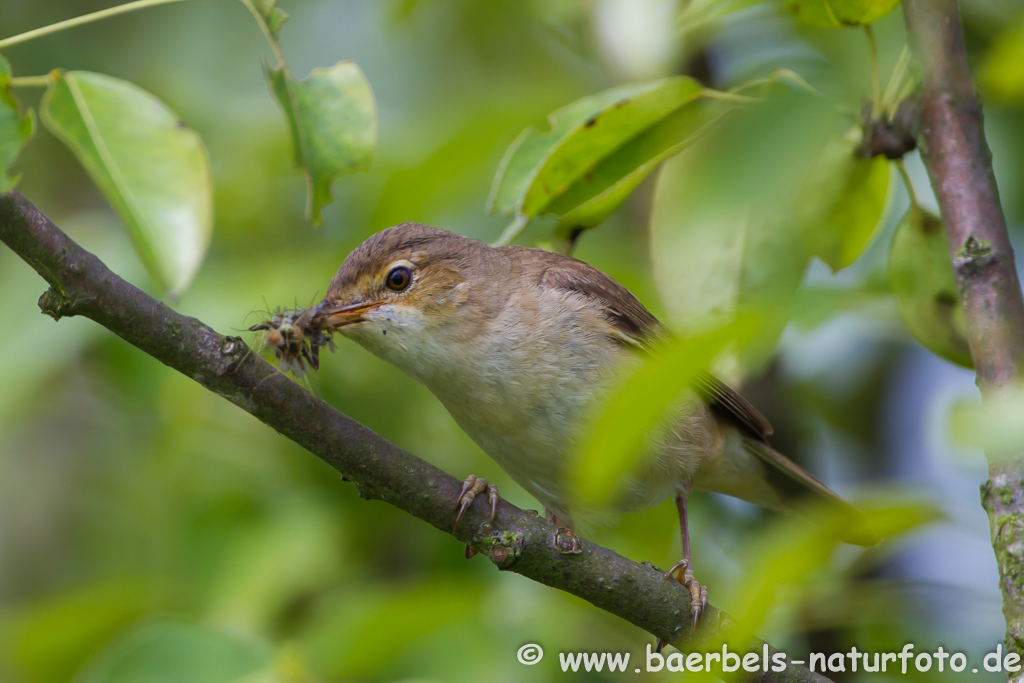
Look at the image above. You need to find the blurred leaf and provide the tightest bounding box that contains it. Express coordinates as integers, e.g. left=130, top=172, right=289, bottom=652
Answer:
left=265, top=62, right=376, bottom=227
left=571, top=319, right=759, bottom=507
left=791, top=284, right=892, bottom=330
left=729, top=496, right=940, bottom=636
left=979, top=13, right=1024, bottom=103
left=0, top=579, right=156, bottom=683
left=678, top=0, right=773, bottom=33
left=804, top=134, right=891, bottom=271
left=650, top=86, right=841, bottom=377
left=888, top=207, right=973, bottom=368
left=206, top=501, right=340, bottom=630
left=0, top=56, right=35, bottom=192
left=489, top=77, right=706, bottom=241
left=74, top=619, right=272, bottom=683
left=950, top=386, right=1024, bottom=457
left=40, top=71, right=213, bottom=296
left=783, top=0, right=900, bottom=27
left=301, top=581, right=482, bottom=679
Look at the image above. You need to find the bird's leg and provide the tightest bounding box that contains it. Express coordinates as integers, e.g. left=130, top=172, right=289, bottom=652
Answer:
left=660, top=492, right=708, bottom=646
left=453, top=474, right=499, bottom=532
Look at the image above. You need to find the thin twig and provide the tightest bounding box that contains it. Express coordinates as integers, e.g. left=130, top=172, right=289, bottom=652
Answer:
left=0, top=0, right=194, bottom=51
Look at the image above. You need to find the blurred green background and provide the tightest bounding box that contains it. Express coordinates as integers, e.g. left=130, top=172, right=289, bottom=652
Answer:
left=2, top=0, right=1024, bottom=681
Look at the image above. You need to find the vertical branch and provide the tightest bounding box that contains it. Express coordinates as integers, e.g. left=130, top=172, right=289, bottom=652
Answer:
left=903, top=0, right=1024, bottom=655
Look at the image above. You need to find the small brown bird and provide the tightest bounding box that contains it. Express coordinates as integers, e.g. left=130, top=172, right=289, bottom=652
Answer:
left=317, top=223, right=860, bottom=628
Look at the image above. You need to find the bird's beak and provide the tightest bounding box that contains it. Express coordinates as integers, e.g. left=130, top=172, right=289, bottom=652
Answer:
left=316, top=300, right=385, bottom=329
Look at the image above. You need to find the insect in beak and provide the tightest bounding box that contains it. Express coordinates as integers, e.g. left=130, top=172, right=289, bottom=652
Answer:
left=317, top=300, right=386, bottom=329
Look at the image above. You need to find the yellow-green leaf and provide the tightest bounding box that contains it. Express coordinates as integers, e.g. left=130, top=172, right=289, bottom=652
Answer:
left=805, top=136, right=891, bottom=271
left=489, top=77, right=711, bottom=243
left=888, top=207, right=973, bottom=368
left=41, top=71, right=212, bottom=296
left=978, top=14, right=1024, bottom=103
left=784, top=0, right=900, bottom=27
left=0, top=56, right=35, bottom=192
left=266, top=61, right=376, bottom=226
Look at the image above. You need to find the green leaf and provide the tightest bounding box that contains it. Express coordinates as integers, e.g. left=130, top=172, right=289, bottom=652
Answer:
left=41, top=71, right=212, bottom=296
left=73, top=620, right=272, bottom=683
left=0, top=56, right=35, bottom=192
left=888, top=207, right=973, bottom=368
left=549, top=100, right=726, bottom=248
left=784, top=0, right=901, bottom=27
left=804, top=134, right=891, bottom=271
left=488, top=77, right=708, bottom=241
left=266, top=61, right=376, bottom=226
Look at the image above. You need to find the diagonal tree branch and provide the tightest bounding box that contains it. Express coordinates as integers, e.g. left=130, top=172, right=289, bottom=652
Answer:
left=903, top=0, right=1024, bottom=657
left=0, top=190, right=831, bottom=683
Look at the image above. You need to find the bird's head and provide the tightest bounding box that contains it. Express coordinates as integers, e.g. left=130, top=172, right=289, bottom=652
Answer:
left=317, top=223, right=500, bottom=376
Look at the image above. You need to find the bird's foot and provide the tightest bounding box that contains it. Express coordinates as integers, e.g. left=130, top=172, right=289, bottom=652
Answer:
left=665, top=558, right=708, bottom=635
left=453, top=474, right=498, bottom=533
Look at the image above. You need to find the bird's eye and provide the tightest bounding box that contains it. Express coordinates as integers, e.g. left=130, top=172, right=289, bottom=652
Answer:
left=385, top=265, right=412, bottom=291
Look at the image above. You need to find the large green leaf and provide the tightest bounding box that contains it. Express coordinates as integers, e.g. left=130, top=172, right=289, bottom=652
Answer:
left=650, top=87, right=841, bottom=377
left=266, top=61, right=376, bottom=226
left=73, top=620, right=272, bottom=683
left=784, top=0, right=901, bottom=27
left=888, top=207, right=973, bottom=368
left=0, top=57, right=34, bottom=192
left=488, top=77, right=708, bottom=243
left=41, top=71, right=212, bottom=296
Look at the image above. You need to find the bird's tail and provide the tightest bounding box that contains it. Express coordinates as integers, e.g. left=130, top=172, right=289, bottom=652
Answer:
left=742, top=438, right=877, bottom=547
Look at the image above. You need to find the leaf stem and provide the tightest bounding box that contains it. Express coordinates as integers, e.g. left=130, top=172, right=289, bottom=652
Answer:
left=8, top=74, right=54, bottom=88
left=238, top=0, right=287, bottom=68
left=864, top=25, right=881, bottom=118
left=0, top=0, right=194, bottom=51
left=895, top=159, right=918, bottom=209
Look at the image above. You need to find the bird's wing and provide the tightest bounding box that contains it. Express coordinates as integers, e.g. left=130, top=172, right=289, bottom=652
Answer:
left=533, top=253, right=773, bottom=441
left=535, top=252, right=870, bottom=539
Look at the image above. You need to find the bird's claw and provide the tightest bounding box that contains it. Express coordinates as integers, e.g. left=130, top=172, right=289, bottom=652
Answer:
left=665, top=558, right=708, bottom=635
left=453, top=474, right=498, bottom=532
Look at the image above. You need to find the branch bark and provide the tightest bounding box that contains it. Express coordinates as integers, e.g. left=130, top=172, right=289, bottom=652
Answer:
left=0, top=190, right=831, bottom=683
left=903, top=0, right=1024, bottom=656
